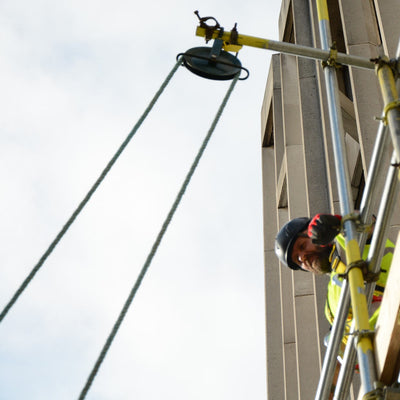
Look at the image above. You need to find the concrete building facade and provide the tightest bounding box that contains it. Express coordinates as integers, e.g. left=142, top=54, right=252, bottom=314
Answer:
left=261, top=0, right=400, bottom=398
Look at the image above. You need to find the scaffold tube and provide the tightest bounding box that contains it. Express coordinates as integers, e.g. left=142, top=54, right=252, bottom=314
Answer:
left=334, top=122, right=392, bottom=399
left=195, top=27, right=374, bottom=70
left=376, top=41, right=400, bottom=168
left=340, top=152, right=399, bottom=400
left=315, top=0, right=377, bottom=397
left=334, top=38, right=400, bottom=399
left=315, top=283, right=351, bottom=400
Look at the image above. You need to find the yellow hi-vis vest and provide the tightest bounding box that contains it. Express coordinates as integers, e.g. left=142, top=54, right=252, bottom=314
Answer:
left=324, top=234, right=394, bottom=331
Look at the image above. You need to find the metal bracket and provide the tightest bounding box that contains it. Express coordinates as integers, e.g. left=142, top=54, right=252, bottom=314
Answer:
left=372, top=56, right=399, bottom=79
left=382, top=100, right=400, bottom=126
left=345, top=329, right=375, bottom=346
left=341, top=212, right=374, bottom=234
left=210, top=36, right=224, bottom=61
left=223, top=23, right=243, bottom=53
left=363, top=387, right=384, bottom=400
left=194, top=10, right=221, bottom=42
left=363, top=384, right=400, bottom=400
left=338, top=259, right=380, bottom=283
left=375, top=99, right=400, bottom=126
left=322, top=42, right=342, bottom=69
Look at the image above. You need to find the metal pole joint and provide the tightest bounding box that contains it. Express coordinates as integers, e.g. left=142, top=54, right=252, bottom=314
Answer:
left=374, top=55, right=400, bottom=161
left=362, top=382, right=385, bottom=400
left=345, top=329, right=375, bottom=345
left=363, top=384, right=400, bottom=400
left=341, top=212, right=374, bottom=234
left=338, top=260, right=380, bottom=283
left=381, top=99, right=400, bottom=126
left=322, top=42, right=342, bottom=69
left=372, top=56, right=399, bottom=79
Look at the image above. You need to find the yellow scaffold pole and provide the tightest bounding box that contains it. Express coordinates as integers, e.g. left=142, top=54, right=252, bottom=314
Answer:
left=195, top=26, right=374, bottom=70
left=375, top=56, right=400, bottom=164
left=314, top=0, right=378, bottom=398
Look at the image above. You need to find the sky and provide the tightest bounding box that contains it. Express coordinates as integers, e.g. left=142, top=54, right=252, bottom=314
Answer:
left=0, top=1, right=281, bottom=399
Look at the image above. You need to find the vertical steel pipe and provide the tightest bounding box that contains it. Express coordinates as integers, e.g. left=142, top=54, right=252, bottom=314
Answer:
left=334, top=329, right=357, bottom=400
left=315, top=0, right=377, bottom=397
left=315, top=283, right=351, bottom=400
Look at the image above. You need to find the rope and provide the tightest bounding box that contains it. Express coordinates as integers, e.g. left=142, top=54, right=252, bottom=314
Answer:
left=78, top=73, right=240, bottom=400
left=0, top=58, right=183, bottom=324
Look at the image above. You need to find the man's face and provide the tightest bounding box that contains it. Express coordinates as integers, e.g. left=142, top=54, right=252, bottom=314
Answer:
left=291, top=232, right=332, bottom=275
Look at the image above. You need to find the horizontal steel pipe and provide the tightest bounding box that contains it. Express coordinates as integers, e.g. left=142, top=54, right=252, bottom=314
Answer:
left=196, top=27, right=375, bottom=70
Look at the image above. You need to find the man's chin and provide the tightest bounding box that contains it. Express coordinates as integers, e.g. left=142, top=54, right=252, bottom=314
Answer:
left=315, top=247, right=333, bottom=274
left=310, top=258, right=331, bottom=275
left=316, top=260, right=332, bottom=274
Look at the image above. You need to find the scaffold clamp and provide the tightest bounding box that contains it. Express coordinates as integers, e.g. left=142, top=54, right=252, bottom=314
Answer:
left=322, top=42, right=341, bottom=69
left=194, top=10, right=221, bottom=42
left=341, top=212, right=375, bottom=235
left=362, top=387, right=384, bottom=400
left=345, top=329, right=375, bottom=345
left=382, top=99, right=400, bottom=126
left=372, top=56, right=399, bottom=78
left=362, top=383, right=400, bottom=400
left=338, top=258, right=380, bottom=283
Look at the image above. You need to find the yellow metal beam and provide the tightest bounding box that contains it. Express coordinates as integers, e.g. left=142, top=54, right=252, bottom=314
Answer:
left=376, top=58, right=400, bottom=161
left=316, top=0, right=329, bottom=21
left=196, top=26, right=270, bottom=50
left=195, top=26, right=374, bottom=70
left=345, top=239, right=373, bottom=350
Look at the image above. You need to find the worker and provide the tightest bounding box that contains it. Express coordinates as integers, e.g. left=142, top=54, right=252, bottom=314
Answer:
left=274, top=214, right=395, bottom=328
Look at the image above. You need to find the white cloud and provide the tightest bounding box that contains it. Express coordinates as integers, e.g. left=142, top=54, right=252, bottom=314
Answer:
left=0, top=0, right=280, bottom=398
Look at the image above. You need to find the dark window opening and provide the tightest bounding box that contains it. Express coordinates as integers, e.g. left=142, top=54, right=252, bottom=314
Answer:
left=282, top=2, right=294, bottom=44
left=327, top=0, right=353, bottom=101
left=263, top=106, right=274, bottom=148
left=352, top=152, right=365, bottom=210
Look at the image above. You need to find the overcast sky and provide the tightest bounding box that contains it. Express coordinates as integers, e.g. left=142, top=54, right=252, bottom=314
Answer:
left=0, top=1, right=281, bottom=399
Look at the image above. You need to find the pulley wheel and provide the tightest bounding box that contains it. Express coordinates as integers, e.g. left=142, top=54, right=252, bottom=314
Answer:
left=181, top=46, right=242, bottom=81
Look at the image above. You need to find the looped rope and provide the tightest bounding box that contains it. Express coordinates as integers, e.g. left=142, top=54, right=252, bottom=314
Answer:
left=78, top=73, right=240, bottom=400
left=0, top=58, right=183, bottom=324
